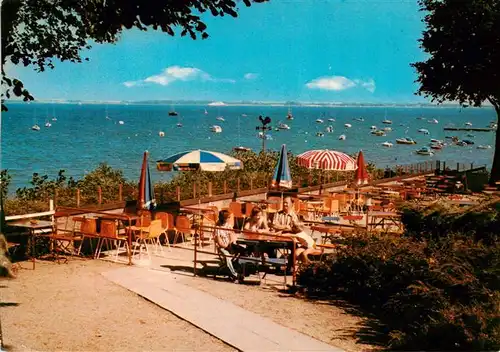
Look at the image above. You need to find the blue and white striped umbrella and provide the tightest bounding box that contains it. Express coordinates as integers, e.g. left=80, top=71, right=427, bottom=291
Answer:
left=156, top=149, right=243, bottom=172
left=271, top=144, right=293, bottom=189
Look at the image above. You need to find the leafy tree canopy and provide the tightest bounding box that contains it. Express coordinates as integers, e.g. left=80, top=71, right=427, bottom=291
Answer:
left=411, top=0, right=500, bottom=108
left=411, top=0, right=500, bottom=183
left=1, top=0, right=267, bottom=111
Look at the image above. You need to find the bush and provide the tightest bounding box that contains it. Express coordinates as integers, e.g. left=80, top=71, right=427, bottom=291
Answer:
left=298, top=206, right=500, bottom=350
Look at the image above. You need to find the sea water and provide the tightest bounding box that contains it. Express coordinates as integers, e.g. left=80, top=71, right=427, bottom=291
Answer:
left=1, top=102, right=496, bottom=190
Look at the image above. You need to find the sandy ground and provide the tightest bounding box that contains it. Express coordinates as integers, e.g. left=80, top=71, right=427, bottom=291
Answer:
left=154, top=249, right=376, bottom=352
left=1, top=259, right=234, bottom=352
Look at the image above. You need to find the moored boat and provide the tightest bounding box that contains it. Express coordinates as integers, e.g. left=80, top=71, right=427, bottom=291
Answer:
left=396, top=137, right=417, bottom=145
left=210, top=125, right=222, bottom=133
left=416, top=146, right=434, bottom=155
left=382, top=141, right=393, bottom=147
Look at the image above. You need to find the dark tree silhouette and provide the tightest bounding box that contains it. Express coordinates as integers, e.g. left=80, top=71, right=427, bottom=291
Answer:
left=1, top=0, right=268, bottom=111
left=411, top=0, right=500, bottom=184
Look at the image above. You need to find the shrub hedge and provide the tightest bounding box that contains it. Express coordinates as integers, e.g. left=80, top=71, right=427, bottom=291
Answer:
left=298, top=203, right=500, bottom=350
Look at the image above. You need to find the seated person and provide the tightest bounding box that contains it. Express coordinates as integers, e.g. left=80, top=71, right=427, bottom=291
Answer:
left=214, top=210, right=248, bottom=280
left=244, top=206, right=270, bottom=233
left=272, top=197, right=319, bottom=264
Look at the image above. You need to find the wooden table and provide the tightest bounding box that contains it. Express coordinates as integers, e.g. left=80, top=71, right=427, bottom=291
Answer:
left=368, top=211, right=402, bottom=232
left=8, top=219, right=54, bottom=269
left=237, top=232, right=297, bottom=286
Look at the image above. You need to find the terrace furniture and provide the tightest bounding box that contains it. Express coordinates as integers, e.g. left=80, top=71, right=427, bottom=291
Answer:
left=310, top=224, right=342, bottom=244
left=154, top=212, right=172, bottom=251
left=131, top=219, right=163, bottom=261
left=75, top=217, right=100, bottom=257
left=369, top=211, right=402, bottom=232
left=8, top=219, right=55, bottom=269
left=173, top=215, right=193, bottom=246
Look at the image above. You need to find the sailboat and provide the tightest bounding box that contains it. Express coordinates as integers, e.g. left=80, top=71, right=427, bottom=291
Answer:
left=233, top=113, right=251, bottom=152
left=286, top=105, right=294, bottom=120
left=168, top=104, right=178, bottom=116
left=45, top=120, right=52, bottom=127
left=31, top=106, right=40, bottom=131
left=204, top=109, right=208, bottom=115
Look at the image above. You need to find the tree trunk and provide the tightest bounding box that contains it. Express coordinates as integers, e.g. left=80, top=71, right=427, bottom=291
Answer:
left=488, top=103, right=500, bottom=185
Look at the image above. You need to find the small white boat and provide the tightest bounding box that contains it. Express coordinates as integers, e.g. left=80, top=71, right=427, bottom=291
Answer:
left=118, top=120, right=125, bottom=125
left=210, top=125, right=222, bottom=133
left=370, top=125, right=377, bottom=130
left=488, top=122, right=497, bottom=129
left=396, top=137, right=417, bottom=145
left=344, top=123, right=352, bottom=128
left=216, top=116, right=225, bottom=122
left=45, top=121, right=52, bottom=127
left=428, top=118, right=439, bottom=124
left=416, top=147, right=434, bottom=156
left=258, top=132, right=273, bottom=140
left=316, top=119, right=324, bottom=123
left=353, top=117, right=364, bottom=122
left=418, top=128, right=429, bottom=134
left=327, top=118, right=335, bottom=122
left=383, top=127, right=392, bottom=132
left=382, top=141, right=393, bottom=147
left=465, top=122, right=472, bottom=126
left=382, top=119, right=392, bottom=124
left=278, top=122, right=290, bottom=130
left=176, top=123, right=183, bottom=127
left=233, top=146, right=251, bottom=152
left=31, top=124, right=40, bottom=131
left=338, top=134, right=346, bottom=140
left=51, top=117, right=57, bottom=121
left=316, top=132, right=324, bottom=137
left=430, top=139, right=443, bottom=144
left=159, top=131, right=165, bottom=137
left=325, top=126, right=334, bottom=133
left=477, top=145, right=492, bottom=149
left=241, top=114, right=248, bottom=117
left=204, top=109, right=208, bottom=115
left=373, top=130, right=386, bottom=136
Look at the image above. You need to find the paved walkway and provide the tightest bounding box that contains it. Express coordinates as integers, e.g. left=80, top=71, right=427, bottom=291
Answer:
left=103, top=266, right=342, bottom=352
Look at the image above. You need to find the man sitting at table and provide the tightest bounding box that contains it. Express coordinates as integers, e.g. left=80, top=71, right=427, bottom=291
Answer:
left=272, top=197, right=318, bottom=264
left=215, top=210, right=248, bottom=281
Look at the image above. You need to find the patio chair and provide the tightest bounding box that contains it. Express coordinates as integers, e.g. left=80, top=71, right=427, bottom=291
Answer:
left=173, top=215, right=193, bottom=246
left=75, top=217, right=99, bottom=257
left=154, top=212, right=172, bottom=251
left=229, top=201, right=245, bottom=229
left=95, top=220, right=128, bottom=260
left=132, top=219, right=162, bottom=260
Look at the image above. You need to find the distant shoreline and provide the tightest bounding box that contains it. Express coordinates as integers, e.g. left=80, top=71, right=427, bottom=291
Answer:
left=5, top=99, right=493, bottom=109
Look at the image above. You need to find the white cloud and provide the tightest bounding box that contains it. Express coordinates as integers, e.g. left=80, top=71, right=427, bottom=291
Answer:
left=123, top=65, right=235, bottom=87
left=244, top=73, right=259, bottom=80
left=306, top=75, right=376, bottom=93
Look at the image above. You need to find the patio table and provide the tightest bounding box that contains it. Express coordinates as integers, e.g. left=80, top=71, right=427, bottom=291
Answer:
left=369, top=211, right=402, bottom=232
left=237, top=231, right=297, bottom=286
left=8, top=219, right=54, bottom=269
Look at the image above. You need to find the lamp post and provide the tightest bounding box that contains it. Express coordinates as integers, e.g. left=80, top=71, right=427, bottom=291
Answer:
left=256, top=115, right=272, bottom=153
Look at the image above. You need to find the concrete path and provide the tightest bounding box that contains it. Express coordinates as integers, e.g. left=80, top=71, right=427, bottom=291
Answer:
left=103, top=266, right=342, bottom=352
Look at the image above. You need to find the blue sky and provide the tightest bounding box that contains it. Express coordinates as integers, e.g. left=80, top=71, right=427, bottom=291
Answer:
left=7, top=0, right=427, bottom=103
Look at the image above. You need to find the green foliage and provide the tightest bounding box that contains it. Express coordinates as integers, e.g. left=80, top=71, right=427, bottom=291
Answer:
left=411, top=0, right=500, bottom=183
left=1, top=0, right=267, bottom=111
left=76, top=163, right=131, bottom=204
left=0, top=169, right=11, bottom=199
left=298, top=206, right=500, bottom=350
left=154, top=150, right=362, bottom=200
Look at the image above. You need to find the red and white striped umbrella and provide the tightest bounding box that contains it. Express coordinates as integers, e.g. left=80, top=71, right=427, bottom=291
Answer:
left=297, top=149, right=358, bottom=171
